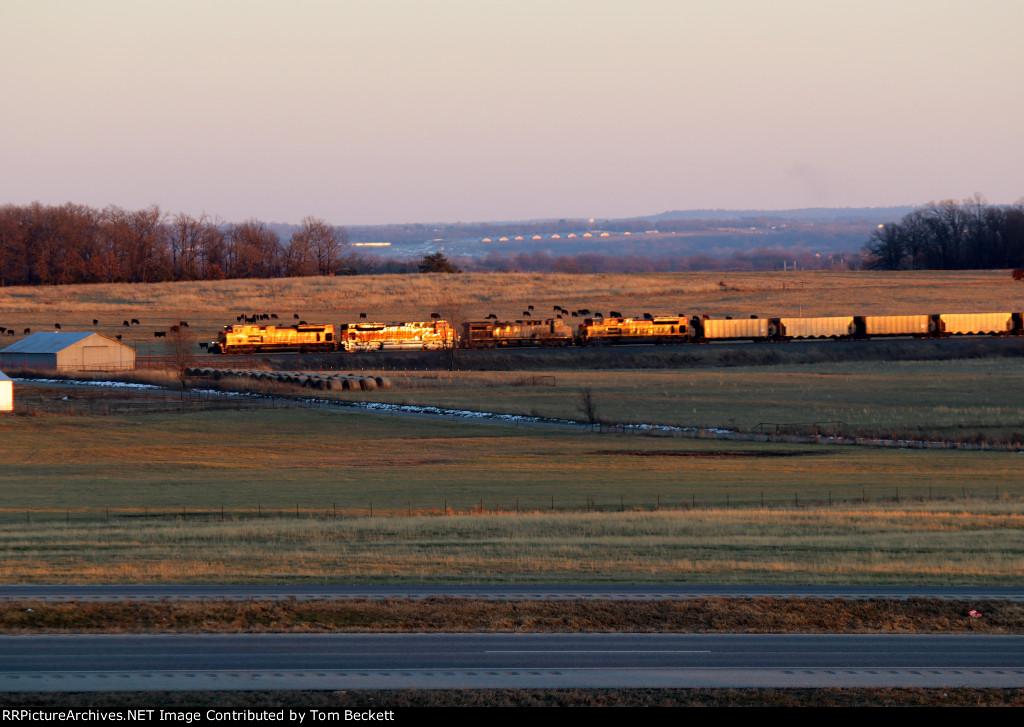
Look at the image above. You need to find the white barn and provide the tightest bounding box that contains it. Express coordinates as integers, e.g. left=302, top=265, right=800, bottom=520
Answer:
left=0, top=371, right=11, bottom=412
left=0, top=332, right=135, bottom=372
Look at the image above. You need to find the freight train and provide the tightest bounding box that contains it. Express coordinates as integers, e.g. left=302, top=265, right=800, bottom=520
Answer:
left=208, top=311, right=1024, bottom=354
left=208, top=320, right=454, bottom=354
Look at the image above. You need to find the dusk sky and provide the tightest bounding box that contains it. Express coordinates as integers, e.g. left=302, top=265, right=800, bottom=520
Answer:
left=3, top=1, right=1021, bottom=225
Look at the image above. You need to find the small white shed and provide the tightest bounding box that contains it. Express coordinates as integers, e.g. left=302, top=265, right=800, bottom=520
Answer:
left=0, top=371, right=11, bottom=412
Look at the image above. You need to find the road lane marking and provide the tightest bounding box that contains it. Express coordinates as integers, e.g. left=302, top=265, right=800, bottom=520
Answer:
left=485, top=650, right=712, bottom=654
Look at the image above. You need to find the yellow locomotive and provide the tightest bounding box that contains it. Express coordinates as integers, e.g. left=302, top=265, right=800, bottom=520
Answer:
left=337, top=320, right=455, bottom=352
left=209, top=324, right=336, bottom=354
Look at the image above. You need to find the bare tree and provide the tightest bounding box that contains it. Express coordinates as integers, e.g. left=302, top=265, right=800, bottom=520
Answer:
left=287, top=216, right=349, bottom=276
left=579, top=387, right=599, bottom=425
left=433, top=290, right=468, bottom=370
left=166, top=323, right=198, bottom=393
left=228, top=219, right=282, bottom=278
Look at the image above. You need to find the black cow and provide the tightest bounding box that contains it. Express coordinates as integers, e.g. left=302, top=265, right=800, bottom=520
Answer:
left=123, top=320, right=130, bottom=327
left=54, top=323, right=61, bottom=330
left=131, top=319, right=140, bottom=325
left=154, top=331, right=166, bottom=338
left=92, top=319, right=98, bottom=326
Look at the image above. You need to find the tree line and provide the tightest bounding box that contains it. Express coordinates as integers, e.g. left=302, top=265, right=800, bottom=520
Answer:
left=863, top=196, right=1024, bottom=270
left=0, top=202, right=357, bottom=286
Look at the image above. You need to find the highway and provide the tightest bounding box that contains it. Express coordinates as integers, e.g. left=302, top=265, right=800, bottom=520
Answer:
left=1, top=633, right=1023, bottom=690
left=4, top=586, right=1023, bottom=690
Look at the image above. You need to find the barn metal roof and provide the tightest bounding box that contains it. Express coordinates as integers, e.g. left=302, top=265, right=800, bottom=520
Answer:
left=0, top=332, right=127, bottom=354
left=0, top=371, right=10, bottom=381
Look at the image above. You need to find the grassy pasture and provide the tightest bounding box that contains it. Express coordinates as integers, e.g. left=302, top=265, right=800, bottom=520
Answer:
left=2, top=270, right=1024, bottom=355
left=1, top=373, right=1022, bottom=584
left=1, top=505, right=1023, bottom=584
left=354, top=358, right=1024, bottom=442
left=3, top=271, right=1024, bottom=585
left=0, top=406, right=1020, bottom=515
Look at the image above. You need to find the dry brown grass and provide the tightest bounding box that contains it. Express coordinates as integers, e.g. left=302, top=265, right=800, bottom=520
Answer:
left=2, top=506, right=1023, bottom=585
left=2, top=271, right=1024, bottom=356
left=0, top=597, right=1019, bottom=633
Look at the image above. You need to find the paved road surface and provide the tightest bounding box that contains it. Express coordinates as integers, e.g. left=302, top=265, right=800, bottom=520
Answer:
left=1, top=633, right=1023, bottom=690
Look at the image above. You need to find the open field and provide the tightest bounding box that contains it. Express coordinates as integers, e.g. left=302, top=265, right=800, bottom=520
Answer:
left=1, top=397, right=1022, bottom=585
left=326, top=358, right=1024, bottom=442
left=1, top=406, right=1022, bottom=514
left=18, top=352, right=1024, bottom=443
left=2, top=270, right=1024, bottom=355
left=2, top=502, right=1024, bottom=584
left=3, top=271, right=1023, bottom=588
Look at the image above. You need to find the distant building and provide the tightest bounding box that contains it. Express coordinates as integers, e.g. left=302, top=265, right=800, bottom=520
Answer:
left=0, top=371, right=11, bottom=412
left=0, top=332, right=135, bottom=372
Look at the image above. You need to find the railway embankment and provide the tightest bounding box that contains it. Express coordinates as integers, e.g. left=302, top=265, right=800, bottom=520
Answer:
left=134, top=334, right=1024, bottom=372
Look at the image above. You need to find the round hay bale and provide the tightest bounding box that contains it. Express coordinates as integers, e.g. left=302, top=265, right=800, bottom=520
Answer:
left=212, top=369, right=224, bottom=380
left=359, top=377, right=377, bottom=391
left=374, top=376, right=390, bottom=389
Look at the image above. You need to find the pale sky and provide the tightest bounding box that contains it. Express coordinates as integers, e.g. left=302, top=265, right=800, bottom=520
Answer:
left=2, top=0, right=1021, bottom=225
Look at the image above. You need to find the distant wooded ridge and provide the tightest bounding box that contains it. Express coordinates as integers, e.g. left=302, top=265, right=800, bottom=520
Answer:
left=318, top=206, right=914, bottom=246
left=0, top=201, right=1007, bottom=285
left=862, top=198, right=1024, bottom=270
